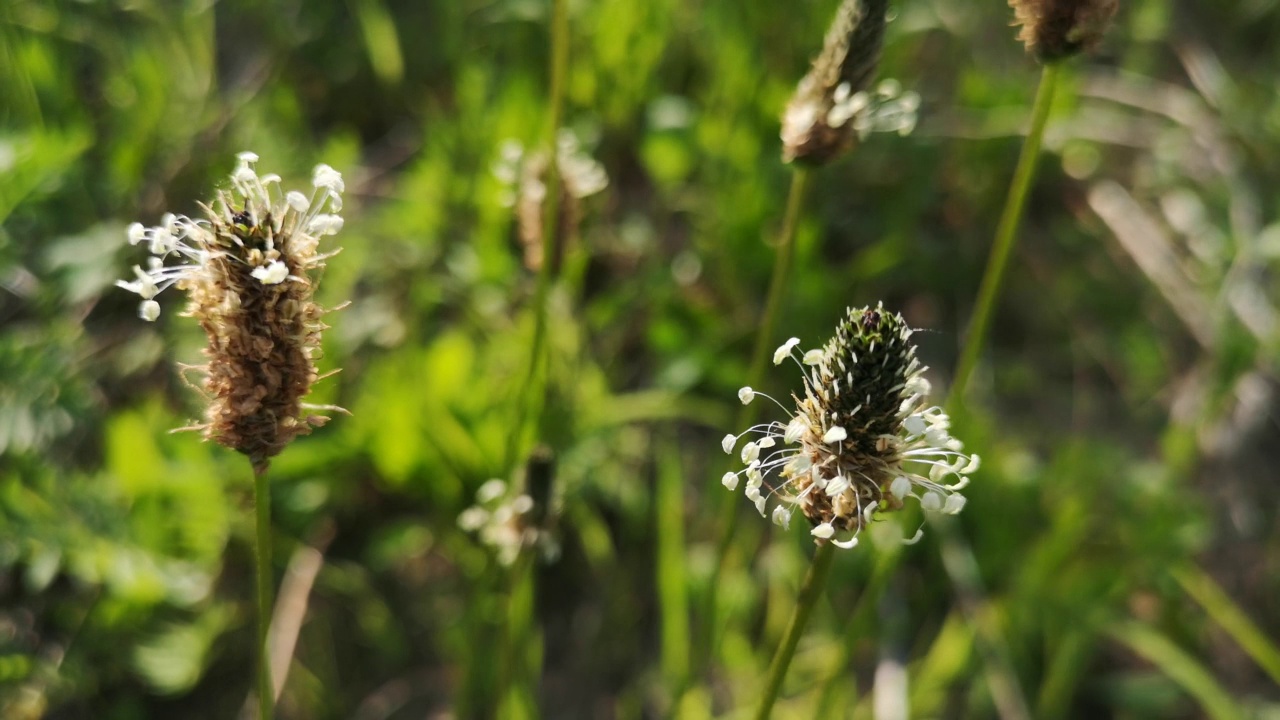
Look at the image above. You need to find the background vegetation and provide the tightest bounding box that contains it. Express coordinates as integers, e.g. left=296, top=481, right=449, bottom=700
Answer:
left=2, top=0, right=1279, bottom=717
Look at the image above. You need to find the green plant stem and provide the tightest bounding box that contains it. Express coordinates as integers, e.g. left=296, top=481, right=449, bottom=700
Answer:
left=497, top=550, right=538, bottom=719
left=253, top=462, right=274, bottom=720
left=656, top=433, right=690, bottom=690
left=701, top=168, right=810, bottom=664
left=494, top=2, right=570, bottom=717
left=934, top=63, right=1061, bottom=720
left=752, top=540, right=836, bottom=720
left=504, top=0, right=571, bottom=473
left=948, top=62, right=1060, bottom=407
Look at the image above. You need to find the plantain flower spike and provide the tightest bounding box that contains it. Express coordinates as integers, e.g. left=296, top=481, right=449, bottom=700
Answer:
left=493, top=130, right=608, bottom=273
left=781, top=0, right=919, bottom=165
left=117, top=152, right=348, bottom=470
left=1009, top=0, right=1119, bottom=62
left=721, top=304, right=978, bottom=549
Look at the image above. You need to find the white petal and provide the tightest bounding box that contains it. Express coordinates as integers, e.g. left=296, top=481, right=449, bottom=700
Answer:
left=757, top=437, right=776, bottom=450
left=962, top=454, right=981, bottom=474
left=754, top=496, right=768, bottom=516
left=773, top=337, right=800, bottom=365
left=721, top=472, right=740, bottom=491
left=811, top=522, right=835, bottom=539
left=476, top=479, right=507, bottom=503
left=785, top=454, right=812, bottom=475
left=890, top=475, right=911, bottom=500
left=904, top=415, right=927, bottom=436
left=251, top=260, right=289, bottom=285
left=832, top=535, right=860, bottom=550
left=921, top=491, right=943, bottom=513
left=740, top=441, right=759, bottom=464
left=737, top=386, right=755, bottom=405
left=139, top=300, right=161, bottom=322
left=458, top=507, right=488, bottom=531
left=286, top=191, right=310, bottom=212
left=943, top=494, right=967, bottom=514
left=236, top=151, right=260, bottom=163
left=312, top=163, right=345, bottom=193
left=127, top=222, right=146, bottom=245
left=771, top=505, right=791, bottom=530
left=802, top=349, right=825, bottom=365
left=823, top=426, right=847, bottom=444
left=307, top=214, right=345, bottom=236
left=721, top=434, right=737, bottom=454
left=825, top=475, right=850, bottom=497
left=784, top=416, right=808, bottom=444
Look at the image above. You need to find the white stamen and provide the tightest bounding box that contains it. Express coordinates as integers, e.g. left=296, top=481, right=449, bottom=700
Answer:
left=890, top=475, right=911, bottom=500
left=772, top=505, right=791, bottom=530
left=921, top=491, right=943, bottom=513
left=773, top=337, right=801, bottom=365
left=721, top=434, right=737, bottom=454
left=252, top=260, right=289, bottom=285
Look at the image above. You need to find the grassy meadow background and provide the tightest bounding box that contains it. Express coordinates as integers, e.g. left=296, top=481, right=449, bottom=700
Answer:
left=3, top=0, right=1280, bottom=717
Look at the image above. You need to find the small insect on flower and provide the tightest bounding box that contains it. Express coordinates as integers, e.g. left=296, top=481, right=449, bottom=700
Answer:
left=116, top=152, right=348, bottom=470
left=719, top=303, right=977, bottom=549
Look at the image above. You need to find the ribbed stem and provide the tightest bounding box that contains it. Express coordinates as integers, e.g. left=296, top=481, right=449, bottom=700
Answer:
left=702, top=168, right=811, bottom=664
left=253, top=462, right=274, bottom=719
left=752, top=540, right=836, bottom=720
left=948, top=62, right=1060, bottom=406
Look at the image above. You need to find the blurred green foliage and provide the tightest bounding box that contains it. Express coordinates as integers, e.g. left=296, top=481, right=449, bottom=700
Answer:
left=2, top=0, right=1280, bottom=718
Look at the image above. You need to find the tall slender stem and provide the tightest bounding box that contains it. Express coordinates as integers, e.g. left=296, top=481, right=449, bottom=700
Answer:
left=701, top=168, right=810, bottom=664
left=493, top=3, right=570, bottom=717
left=253, top=462, right=274, bottom=720
left=505, top=0, right=571, bottom=473
left=752, top=540, right=836, bottom=720
left=948, top=62, right=1060, bottom=407
left=935, top=63, right=1062, bottom=720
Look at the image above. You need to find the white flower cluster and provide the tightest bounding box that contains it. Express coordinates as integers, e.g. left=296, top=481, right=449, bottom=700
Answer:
left=492, top=129, right=608, bottom=208
left=720, top=330, right=978, bottom=550
left=116, top=152, right=345, bottom=321
left=783, top=78, right=920, bottom=152
left=458, top=479, right=559, bottom=566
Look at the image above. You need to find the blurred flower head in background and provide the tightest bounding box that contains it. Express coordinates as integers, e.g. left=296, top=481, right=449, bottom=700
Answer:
left=1008, top=0, right=1120, bottom=61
